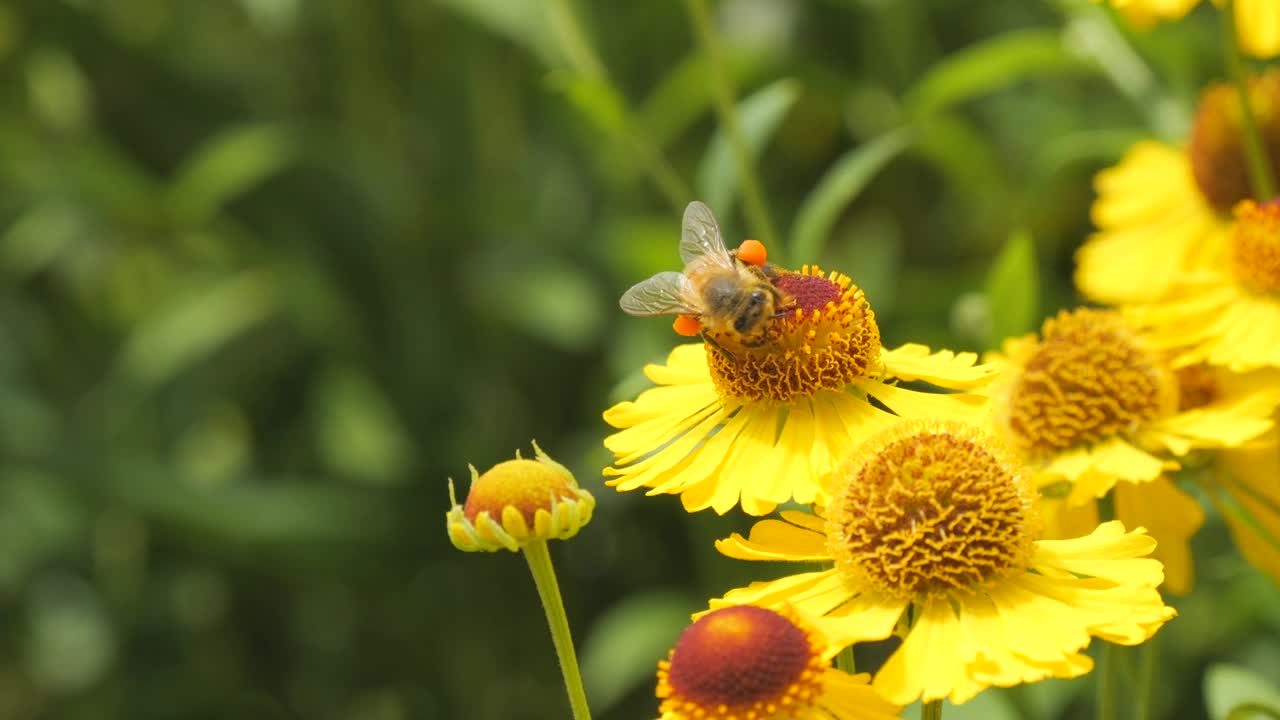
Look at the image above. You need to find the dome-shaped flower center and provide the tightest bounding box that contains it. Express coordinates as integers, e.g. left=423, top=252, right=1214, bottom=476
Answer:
left=998, top=308, right=1177, bottom=456
left=824, top=420, right=1038, bottom=600
left=657, top=605, right=825, bottom=719
left=463, top=459, right=575, bottom=527
left=1230, top=199, right=1280, bottom=292
left=704, top=267, right=881, bottom=404
left=1189, top=71, right=1280, bottom=212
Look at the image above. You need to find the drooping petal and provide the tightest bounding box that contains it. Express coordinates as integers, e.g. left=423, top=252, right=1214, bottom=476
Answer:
left=1114, top=477, right=1203, bottom=594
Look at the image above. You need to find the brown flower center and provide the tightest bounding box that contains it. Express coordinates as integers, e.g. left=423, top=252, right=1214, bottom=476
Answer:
left=998, top=308, right=1177, bottom=456
left=1189, top=71, right=1280, bottom=212
left=657, top=605, right=826, bottom=720
left=825, top=420, right=1038, bottom=600
left=704, top=267, right=881, bottom=404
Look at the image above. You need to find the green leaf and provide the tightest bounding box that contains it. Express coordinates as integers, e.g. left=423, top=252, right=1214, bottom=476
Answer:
left=166, top=125, right=295, bottom=226
left=697, top=78, right=800, bottom=218
left=310, top=366, right=414, bottom=485
left=557, top=74, right=631, bottom=139
left=1206, top=664, right=1280, bottom=720
left=580, top=590, right=699, bottom=713
left=436, top=0, right=552, bottom=63
left=790, top=127, right=912, bottom=263
left=638, top=50, right=765, bottom=150
left=117, top=270, right=281, bottom=388
left=904, top=29, right=1095, bottom=118
left=985, top=229, right=1039, bottom=347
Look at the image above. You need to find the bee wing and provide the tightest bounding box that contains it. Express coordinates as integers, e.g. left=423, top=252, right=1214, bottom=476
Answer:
left=619, top=271, right=700, bottom=317
left=679, top=201, right=736, bottom=270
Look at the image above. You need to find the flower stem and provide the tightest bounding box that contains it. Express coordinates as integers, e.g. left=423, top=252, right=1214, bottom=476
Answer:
left=1135, top=636, right=1158, bottom=720
left=683, top=0, right=780, bottom=251
left=523, top=539, right=592, bottom=720
left=1097, top=642, right=1119, bottom=720
left=1221, top=0, right=1277, bottom=200
left=922, top=699, right=943, bottom=720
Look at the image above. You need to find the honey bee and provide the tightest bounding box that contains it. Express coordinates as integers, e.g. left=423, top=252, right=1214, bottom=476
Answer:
left=619, top=201, right=789, bottom=347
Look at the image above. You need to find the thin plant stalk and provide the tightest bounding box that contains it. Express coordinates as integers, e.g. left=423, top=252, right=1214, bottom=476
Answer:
left=524, top=538, right=592, bottom=720
left=1097, top=642, right=1119, bottom=720
left=545, top=0, right=691, bottom=212
left=683, top=0, right=780, bottom=251
left=1221, top=0, right=1277, bottom=200
left=1135, top=636, right=1158, bottom=720
left=922, top=699, right=943, bottom=720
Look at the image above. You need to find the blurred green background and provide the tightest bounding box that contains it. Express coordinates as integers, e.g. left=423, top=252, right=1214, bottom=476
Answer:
left=2, top=0, right=1279, bottom=718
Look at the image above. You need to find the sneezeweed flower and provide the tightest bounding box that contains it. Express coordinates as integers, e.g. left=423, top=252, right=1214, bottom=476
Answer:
left=1075, top=71, right=1280, bottom=304
left=985, top=308, right=1276, bottom=506
left=1098, top=0, right=1280, bottom=58
left=1207, top=427, right=1280, bottom=583
left=447, top=441, right=594, bottom=552
left=446, top=443, right=595, bottom=720
left=657, top=605, right=902, bottom=720
left=606, top=264, right=996, bottom=516
left=711, top=419, right=1175, bottom=705
left=1138, top=198, right=1280, bottom=370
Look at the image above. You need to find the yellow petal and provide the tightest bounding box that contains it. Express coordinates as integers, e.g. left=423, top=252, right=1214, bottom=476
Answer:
left=1115, top=477, right=1203, bottom=594
left=1237, top=0, right=1280, bottom=57
left=817, top=669, right=905, bottom=720
left=818, top=591, right=908, bottom=646
left=856, top=379, right=990, bottom=422
left=1031, top=521, right=1165, bottom=585
left=712, top=570, right=836, bottom=609
left=716, top=516, right=829, bottom=561
left=874, top=597, right=965, bottom=705
left=879, top=344, right=998, bottom=390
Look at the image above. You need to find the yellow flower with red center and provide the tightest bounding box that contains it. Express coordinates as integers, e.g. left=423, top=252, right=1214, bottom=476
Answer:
left=657, top=605, right=902, bottom=720
left=605, top=264, right=995, bottom=515
left=446, top=442, right=595, bottom=552
left=1098, top=0, right=1280, bottom=57
left=710, top=419, right=1175, bottom=705
left=1075, top=71, right=1280, bottom=304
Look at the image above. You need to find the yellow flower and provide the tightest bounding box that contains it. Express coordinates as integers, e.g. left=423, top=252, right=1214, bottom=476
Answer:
left=1075, top=141, right=1231, bottom=305
left=657, top=604, right=902, bottom=720
left=446, top=442, right=595, bottom=552
left=1209, top=427, right=1280, bottom=582
left=1076, top=71, right=1280, bottom=305
left=711, top=419, right=1175, bottom=706
left=1100, top=0, right=1280, bottom=57
left=605, top=267, right=995, bottom=515
left=1040, top=476, right=1204, bottom=594
left=985, top=308, right=1276, bottom=503
left=1140, top=200, right=1280, bottom=370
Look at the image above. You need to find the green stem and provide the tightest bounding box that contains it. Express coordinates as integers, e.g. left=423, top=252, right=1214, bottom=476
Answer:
left=1222, top=0, right=1277, bottom=200
left=922, top=699, right=943, bottom=720
left=545, top=0, right=690, bottom=212
left=523, top=539, right=592, bottom=720
left=683, top=0, right=779, bottom=251
left=1135, top=636, right=1158, bottom=720
left=1097, top=642, right=1119, bottom=720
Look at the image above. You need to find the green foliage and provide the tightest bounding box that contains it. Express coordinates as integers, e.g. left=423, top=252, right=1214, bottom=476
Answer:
left=0, top=1, right=1270, bottom=719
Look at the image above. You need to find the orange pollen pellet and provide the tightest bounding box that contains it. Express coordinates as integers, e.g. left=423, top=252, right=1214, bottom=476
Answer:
left=673, top=314, right=703, bottom=337
left=737, top=239, right=768, bottom=267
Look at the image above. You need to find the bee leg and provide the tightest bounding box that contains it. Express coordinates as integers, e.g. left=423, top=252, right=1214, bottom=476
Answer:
left=702, top=332, right=737, bottom=360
